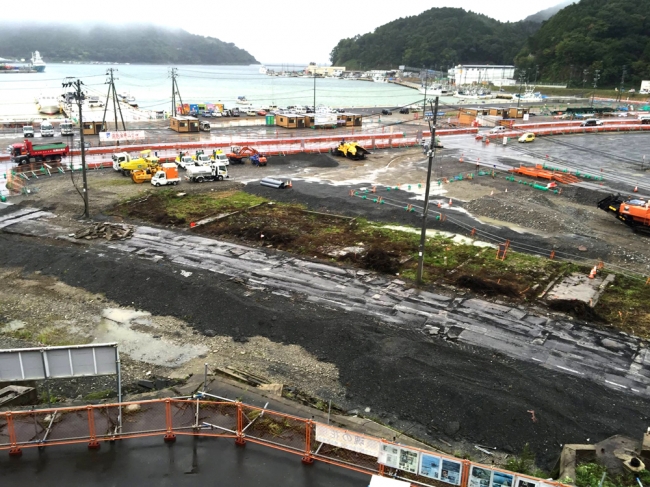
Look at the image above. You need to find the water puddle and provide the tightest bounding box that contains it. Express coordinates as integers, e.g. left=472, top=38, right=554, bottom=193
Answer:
left=382, top=225, right=496, bottom=248
left=94, top=308, right=207, bottom=367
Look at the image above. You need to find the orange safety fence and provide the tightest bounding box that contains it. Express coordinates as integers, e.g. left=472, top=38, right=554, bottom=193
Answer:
left=0, top=398, right=569, bottom=487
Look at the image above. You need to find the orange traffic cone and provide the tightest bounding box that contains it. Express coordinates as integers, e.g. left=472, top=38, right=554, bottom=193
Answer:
left=448, top=198, right=452, bottom=206
left=287, top=180, right=293, bottom=188
left=634, top=186, right=638, bottom=192
left=588, top=266, right=597, bottom=279
left=437, top=202, right=441, bottom=208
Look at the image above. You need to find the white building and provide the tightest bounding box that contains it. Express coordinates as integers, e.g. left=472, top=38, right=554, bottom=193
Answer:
left=641, top=80, right=650, bottom=93
left=448, top=65, right=516, bottom=87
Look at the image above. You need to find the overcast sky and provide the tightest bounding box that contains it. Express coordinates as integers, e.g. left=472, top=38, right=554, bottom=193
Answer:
left=3, top=1, right=569, bottom=64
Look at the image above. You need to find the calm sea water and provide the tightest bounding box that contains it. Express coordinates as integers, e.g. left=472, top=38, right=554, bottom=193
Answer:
left=0, top=64, right=436, bottom=119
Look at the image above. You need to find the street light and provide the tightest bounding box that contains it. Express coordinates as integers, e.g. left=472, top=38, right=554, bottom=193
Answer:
left=517, top=69, right=527, bottom=108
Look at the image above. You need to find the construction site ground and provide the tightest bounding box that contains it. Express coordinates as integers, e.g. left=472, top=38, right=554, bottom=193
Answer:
left=2, top=130, right=650, bottom=470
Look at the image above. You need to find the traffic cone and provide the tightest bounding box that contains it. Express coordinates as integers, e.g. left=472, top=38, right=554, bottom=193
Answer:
left=448, top=199, right=452, bottom=206
left=588, top=266, right=597, bottom=279
left=634, top=186, right=638, bottom=192
left=437, top=202, right=441, bottom=208
left=287, top=180, right=293, bottom=188
left=505, top=188, right=508, bottom=193
left=490, top=191, right=494, bottom=196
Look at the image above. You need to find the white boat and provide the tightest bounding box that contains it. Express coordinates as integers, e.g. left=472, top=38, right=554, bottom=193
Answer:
left=37, top=95, right=60, bottom=115
left=373, top=74, right=386, bottom=83
left=517, top=88, right=544, bottom=102
left=118, top=91, right=136, bottom=104
left=30, top=51, right=46, bottom=73
left=419, top=85, right=451, bottom=96
left=259, top=66, right=267, bottom=75
left=236, top=96, right=249, bottom=104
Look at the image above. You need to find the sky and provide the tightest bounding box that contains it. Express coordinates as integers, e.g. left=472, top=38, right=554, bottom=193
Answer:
left=2, top=0, right=570, bottom=64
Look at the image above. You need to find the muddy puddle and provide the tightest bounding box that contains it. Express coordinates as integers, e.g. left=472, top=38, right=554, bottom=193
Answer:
left=94, top=308, right=208, bottom=367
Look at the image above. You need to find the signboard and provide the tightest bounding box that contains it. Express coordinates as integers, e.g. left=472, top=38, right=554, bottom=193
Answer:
left=99, top=131, right=145, bottom=142
left=515, top=478, right=539, bottom=487
left=314, top=424, right=381, bottom=458
left=493, top=471, right=515, bottom=487
left=378, top=443, right=400, bottom=468
left=398, top=447, right=419, bottom=474
left=419, top=453, right=442, bottom=479
left=0, top=343, right=118, bottom=381
left=523, top=113, right=530, bottom=121
left=469, top=466, right=493, bottom=487
left=440, top=458, right=463, bottom=485
left=314, top=113, right=337, bottom=126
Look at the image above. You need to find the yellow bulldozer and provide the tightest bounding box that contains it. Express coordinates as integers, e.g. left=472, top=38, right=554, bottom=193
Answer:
left=331, top=141, right=371, bottom=161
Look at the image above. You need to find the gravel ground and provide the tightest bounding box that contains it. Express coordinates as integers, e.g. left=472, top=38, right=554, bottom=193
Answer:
left=3, top=146, right=650, bottom=468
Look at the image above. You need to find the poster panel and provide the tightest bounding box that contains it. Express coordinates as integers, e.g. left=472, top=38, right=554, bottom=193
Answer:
left=314, top=424, right=380, bottom=458
left=440, top=458, right=463, bottom=486
left=469, top=465, right=493, bottom=487
left=418, top=453, right=442, bottom=479
left=378, top=443, right=400, bottom=468
left=492, top=471, right=515, bottom=487
left=515, top=478, right=540, bottom=487
left=398, top=447, right=419, bottom=474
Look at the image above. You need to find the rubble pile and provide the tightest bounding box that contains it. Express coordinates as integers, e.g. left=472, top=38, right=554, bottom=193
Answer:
left=74, top=222, right=134, bottom=241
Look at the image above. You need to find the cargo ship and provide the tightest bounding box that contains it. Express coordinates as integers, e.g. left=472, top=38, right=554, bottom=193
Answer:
left=0, top=51, right=46, bottom=73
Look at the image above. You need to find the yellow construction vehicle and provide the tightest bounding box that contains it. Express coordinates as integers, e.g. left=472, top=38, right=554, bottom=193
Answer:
left=331, top=141, right=371, bottom=160
left=119, top=149, right=160, bottom=176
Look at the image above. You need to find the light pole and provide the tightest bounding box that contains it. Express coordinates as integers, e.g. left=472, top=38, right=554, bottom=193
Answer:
left=582, top=69, right=588, bottom=91
left=416, top=96, right=440, bottom=284
left=63, top=77, right=89, bottom=219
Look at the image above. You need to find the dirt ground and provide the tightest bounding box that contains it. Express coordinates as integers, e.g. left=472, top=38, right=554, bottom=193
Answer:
left=3, top=147, right=650, bottom=469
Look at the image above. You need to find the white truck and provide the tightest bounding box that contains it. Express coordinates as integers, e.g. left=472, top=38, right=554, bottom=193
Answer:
left=151, top=163, right=181, bottom=187
left=60, top=119, right=74, bottom=136
left=196, top=154, right=214, bottom=165
left=186, top=163, right=229, bottom=183
left=40, top=121, right=54, bottom=137
left=214, top=150, right=229, bottom=166
left=22, top=126, right=34, bottom=138
left=176, top=155, right=195, bottom=170
left=112, top=152, right=132, bottom=171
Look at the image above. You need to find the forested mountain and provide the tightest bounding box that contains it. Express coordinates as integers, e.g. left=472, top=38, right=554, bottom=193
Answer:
left=0, top=23, right=257, bottom=65
left=329, top=8, right=541, bottom=69
left=515, top=0, right=650, bottom=86
left=523, top=0, right=576, bottom=23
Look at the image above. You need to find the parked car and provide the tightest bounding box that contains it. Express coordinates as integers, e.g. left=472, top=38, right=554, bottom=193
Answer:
left=639, top=115, right=650, bottom=124
left=399, top=107, right=410, bottom=114
left=246, top=110, right=256, bottom=116
left=518, top=132, right=535, bottom=143
left=489, top=126, right=508, bottom=134
left=257, top=110, right=267, bottom=116
left=580, top=119, right=603, bottom=127
left=381, top=109, right=392, bottom=115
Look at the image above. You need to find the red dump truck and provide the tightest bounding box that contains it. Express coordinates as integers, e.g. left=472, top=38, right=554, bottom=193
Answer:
left=9, top=139, right=70, bottom=166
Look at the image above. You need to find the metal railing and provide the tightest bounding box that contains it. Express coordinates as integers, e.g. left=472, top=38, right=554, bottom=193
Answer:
left=0, top=397, right=568, bottom=487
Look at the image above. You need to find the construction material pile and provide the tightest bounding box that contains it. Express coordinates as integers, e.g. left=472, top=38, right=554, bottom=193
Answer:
left=73, top=222, right=134, bottom=241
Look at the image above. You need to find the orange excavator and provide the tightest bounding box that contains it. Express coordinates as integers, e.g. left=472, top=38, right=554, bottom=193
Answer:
left=226, top=146, right=267, bottom=166
left=598, top=194, right=650, bottom=234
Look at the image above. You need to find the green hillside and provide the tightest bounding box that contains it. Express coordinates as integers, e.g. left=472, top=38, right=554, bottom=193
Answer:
left=0, top=23, right=257, bottom=65
left=329, top=8, right=540, bottom=69
left=515, top=0, right=650, bottom=86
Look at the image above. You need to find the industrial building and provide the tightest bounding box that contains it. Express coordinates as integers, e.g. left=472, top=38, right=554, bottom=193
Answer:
left=448, top=65, right=516, bottom=87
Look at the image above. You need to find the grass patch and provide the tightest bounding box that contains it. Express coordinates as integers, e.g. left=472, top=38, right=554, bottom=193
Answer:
left=91, top=178, right=133, bottom=188
left=112, top=190, right=650, bottom=337
left=575, top=462, right=650, bottom=487
left=84, top=389, right=114, bottom=401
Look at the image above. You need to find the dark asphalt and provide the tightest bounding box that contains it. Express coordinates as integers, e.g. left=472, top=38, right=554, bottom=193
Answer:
left=0, top=435, right=369, bottom=487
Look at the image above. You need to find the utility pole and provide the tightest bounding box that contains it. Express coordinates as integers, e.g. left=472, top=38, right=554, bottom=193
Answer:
left=101, top=68, right=126, bottom=132
left=170, top=68, right=184, bottom=116
left=517, top=69, right=527, bottom=108
left=619, top=65, right=627, bottom=102
left=591, top=70, right=600, bottom=108
left=422, top=66, right=428, bottom=114
left=534, top=65, right=539, bottom=85
left=582, top=69, right=589, bottom=91
left=313, top=71, right=316, bottom=112
left=416, top=96, right=439, bottom=284
left=63, top=78, right=89, bottom=219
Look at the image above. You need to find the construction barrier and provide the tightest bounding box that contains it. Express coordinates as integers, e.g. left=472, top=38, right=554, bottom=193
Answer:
left=0, top=397, right=568, bottom=487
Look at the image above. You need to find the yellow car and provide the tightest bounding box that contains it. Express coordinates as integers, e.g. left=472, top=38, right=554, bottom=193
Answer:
left=518, top=132, right=535, bottom=143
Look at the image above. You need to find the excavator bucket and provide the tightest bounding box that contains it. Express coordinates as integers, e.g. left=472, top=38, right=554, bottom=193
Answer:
left=597, top=194, right=624, bottom=214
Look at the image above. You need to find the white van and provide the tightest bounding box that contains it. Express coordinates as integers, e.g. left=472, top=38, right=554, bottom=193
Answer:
left=22, top=126, right=34, bottom=138
left=40, top=121, right=54, bottom=137
left=60, top=119, right=74, bottom=136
